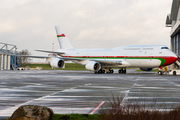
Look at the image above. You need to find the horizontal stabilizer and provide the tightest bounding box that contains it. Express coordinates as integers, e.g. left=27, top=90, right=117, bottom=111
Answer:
left=35, top=50, right=65, bottom=54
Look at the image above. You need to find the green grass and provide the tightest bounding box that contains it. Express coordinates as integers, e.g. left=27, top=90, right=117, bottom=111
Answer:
left=23, top=63, right=86, bottom=71
left=136, top=69, right=158, bottom=72
left=50, top=114, right=100, bottom=120
left=6, top=114, right=100, bottom=120
left=23, top=63, right=141, bottom=71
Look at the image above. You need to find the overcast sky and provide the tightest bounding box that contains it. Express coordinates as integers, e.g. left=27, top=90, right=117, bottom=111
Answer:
left=0, top=0, right=173, bottom=62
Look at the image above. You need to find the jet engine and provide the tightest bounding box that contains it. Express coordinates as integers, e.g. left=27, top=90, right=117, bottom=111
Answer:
left=85, top=61, right=101, bottom=71
left=50, top=59, right=65, bottom=68
left=139, top=68, right=153, bottom=71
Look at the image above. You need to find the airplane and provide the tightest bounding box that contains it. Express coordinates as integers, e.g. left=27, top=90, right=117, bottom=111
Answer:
left=19, top=26, right=178, bottom=74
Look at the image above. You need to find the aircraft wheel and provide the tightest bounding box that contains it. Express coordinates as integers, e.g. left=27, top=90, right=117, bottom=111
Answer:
left=158, top=71, right=162, bottom=75
left=173, top=71, right=176, bottom=75
left=98, top=69, right=102, bottom=74
left=124, top=69, right=126, bottom=74
left=107, top=70, right=111, bottom=74
left=102, top=70, right=105, bottom=74
left=118, top=70, right=122, bottom=74
left=111, top=70, right=114, bottom=74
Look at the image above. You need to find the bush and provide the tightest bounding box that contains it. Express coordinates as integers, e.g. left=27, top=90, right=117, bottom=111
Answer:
left=98, top=94, right=180, bottom=120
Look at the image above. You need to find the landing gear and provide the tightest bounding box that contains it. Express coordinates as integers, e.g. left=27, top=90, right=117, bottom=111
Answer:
left=106, top=69, right=114, bottom=74
left=94, top=69, right=114, bottom=74
left=118, top=68, right=126, bottom=74
left=158, top=71, right=163, bottom=75
left=94, top=69, right=105, bottom=74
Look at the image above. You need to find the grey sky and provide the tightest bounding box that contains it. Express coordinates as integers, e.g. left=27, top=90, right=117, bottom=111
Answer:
left=0, top=0, right=172, bottom=62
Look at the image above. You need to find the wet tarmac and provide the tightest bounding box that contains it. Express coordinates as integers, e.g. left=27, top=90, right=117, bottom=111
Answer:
left=0, top=70, right=180, bottom=117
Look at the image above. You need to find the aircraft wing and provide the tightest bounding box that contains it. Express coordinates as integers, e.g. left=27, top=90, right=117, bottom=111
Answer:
left=59, top=57, right=131, bottom=66
left=16, top=55, right=130, bottom=66
left=25, top=50, right=129, bottom=65
left=16, top=55, right=53, bottom=59
left=16, top=55, right=84, bottom=60
left=15, top=55, right=88, bottom=60
left=35, top=50, right=65, bottom=54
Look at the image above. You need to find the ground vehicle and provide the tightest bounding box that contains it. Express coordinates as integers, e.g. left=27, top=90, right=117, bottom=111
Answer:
left=158, top=66, right=180, bottom=75
left=168, top=69, right=180, bottom=75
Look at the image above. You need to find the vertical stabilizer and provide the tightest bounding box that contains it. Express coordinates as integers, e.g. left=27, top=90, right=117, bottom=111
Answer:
left=55, top=26, right=74, bottom=49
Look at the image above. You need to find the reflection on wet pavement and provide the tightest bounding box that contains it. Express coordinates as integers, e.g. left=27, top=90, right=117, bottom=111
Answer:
left=0, top=70, right=180, bottom=116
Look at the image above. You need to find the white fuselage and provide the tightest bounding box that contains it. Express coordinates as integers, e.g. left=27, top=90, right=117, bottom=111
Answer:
left=57, top=45, right=177, bottom=68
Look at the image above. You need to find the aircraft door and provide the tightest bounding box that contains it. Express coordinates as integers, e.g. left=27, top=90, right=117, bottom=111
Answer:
left=124, top=53, right=127, bottom=61
left=149, top=53, right=152, bottom=61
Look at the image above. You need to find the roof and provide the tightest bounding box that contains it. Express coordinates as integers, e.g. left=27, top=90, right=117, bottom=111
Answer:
left=170, top=0, right=180, bottom=21
left=166, top=0, right=180, bottom=25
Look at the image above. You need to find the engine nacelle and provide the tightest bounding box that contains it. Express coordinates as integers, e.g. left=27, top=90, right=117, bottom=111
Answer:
left=50, top=59, right=65, bottom=68
left=85, top=61, right=101, bottom=71
left=139, top=68, right=153, bottom=71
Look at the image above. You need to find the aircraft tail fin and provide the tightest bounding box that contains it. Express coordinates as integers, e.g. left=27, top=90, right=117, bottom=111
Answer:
left=55, top=26, right=74, bottom=49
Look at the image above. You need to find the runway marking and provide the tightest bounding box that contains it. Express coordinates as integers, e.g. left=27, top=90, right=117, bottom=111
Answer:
left=1, top=70, right=180, bottom=115
left=90, top=101, right=105, bottom=114
left=121, top=77, right=140, bottom=105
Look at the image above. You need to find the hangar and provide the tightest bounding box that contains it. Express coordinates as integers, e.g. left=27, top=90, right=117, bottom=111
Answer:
left=166, top=0, right=180, bottom=56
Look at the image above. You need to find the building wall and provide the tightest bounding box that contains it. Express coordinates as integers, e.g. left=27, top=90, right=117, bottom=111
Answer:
left=176, top=5, right=180, bottom=22
left=171, top=33, right=180, bottom=56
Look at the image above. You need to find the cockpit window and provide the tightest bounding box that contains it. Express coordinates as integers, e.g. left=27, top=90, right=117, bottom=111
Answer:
left=161, top=47, right=169, bottom=49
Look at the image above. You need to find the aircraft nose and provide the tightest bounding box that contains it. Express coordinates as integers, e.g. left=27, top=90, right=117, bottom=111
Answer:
left=176, top=55, right=180, bottom=63
left=171, top=53, right=178, bottom=64
left=172, top=52, right=179, bottom=61
left=161, top=53, right=178, bottom=66
left=173, top=53, right=178, bottom=62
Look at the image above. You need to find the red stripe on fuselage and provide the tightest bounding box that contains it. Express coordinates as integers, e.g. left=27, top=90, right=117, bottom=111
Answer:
left=61, top=55, right=177, bottom=66
left=161, top=56, right=177, bottom=66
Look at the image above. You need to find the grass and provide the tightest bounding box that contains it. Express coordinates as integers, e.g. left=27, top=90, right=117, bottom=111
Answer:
left=22, top=63, right=86, bottom=71
left=50, top=114, right=100, bottom=120
left=6, top=94, right=180, bottom=120
left=6, top=114, right=100, bottom=120
left=136, top=69, right=158, bottom=72
left=98, top=94, right=180, bottom=120
left=23, top=63, right=140, bottom=71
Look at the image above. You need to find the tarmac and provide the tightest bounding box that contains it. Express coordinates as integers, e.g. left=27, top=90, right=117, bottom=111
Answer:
left=0, top=69, right=180, bottom=118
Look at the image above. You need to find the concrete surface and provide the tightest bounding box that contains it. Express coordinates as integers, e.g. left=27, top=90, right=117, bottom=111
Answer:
left=0, top=69, right=180, bottom=117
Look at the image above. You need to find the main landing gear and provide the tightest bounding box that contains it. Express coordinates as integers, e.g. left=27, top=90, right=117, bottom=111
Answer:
left=94, top=69, right=106, bottom=74
left=94, top=69, right=114, bottom=74
left=106, top=69, right=114, bottom=74
left=118, top=68, right=126, bottom=74
left=94, top=68, right=127, bottom=74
